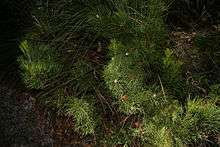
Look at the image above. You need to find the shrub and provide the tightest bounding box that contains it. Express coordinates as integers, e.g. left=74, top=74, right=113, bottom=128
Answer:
left=18, top=40, right=63, bottom=89
left=17, top=0, right=220, bottom=146
left=66, top=97, right=97, bottom=135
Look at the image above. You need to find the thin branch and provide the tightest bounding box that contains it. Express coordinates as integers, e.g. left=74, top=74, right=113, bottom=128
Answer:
left=158, top=74, right=166, bottom=97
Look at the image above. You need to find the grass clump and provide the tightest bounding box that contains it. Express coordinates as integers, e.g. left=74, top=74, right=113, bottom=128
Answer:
left=66, top=97, right=97, bottom=135
left=18, top=40, right=63, bottom=89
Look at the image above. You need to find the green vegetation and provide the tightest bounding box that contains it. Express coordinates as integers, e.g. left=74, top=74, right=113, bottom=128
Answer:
left=1, top=0, right=220, bottom=146
left=18, top=40, right=63, bottom=89
left=66, top=97, right=97, bottom=134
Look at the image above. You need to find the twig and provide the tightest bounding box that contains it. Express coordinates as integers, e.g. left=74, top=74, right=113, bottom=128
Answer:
left=158, top=74, right=166, bottom=97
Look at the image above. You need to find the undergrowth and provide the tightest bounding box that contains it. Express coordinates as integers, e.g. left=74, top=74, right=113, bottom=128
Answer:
left=17, top=0, right=220, bottom=146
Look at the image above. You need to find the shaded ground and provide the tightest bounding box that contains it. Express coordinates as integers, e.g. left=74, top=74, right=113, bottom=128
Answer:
left=0, top=64, right=94, bottom=146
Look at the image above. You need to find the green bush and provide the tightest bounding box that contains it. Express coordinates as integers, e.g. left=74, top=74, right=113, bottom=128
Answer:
left=162, top=48, right=186, bottom=99
left=17, top=0, right=220, bottom=146
left=66, top=97, right=97, bottom=135
left=18, top=40, right=63, bottom=89
left=171, top=100, right=220, bottom=144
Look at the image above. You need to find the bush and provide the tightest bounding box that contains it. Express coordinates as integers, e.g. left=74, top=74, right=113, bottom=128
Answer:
left=18, top=40, right=63, bottom=89
left=17, top=0, right=220, bottom=146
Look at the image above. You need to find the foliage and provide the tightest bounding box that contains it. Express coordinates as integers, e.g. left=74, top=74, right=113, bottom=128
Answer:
left=192, top=33, right=220, bottom=85
left=70, top=59, right=100, bottom=95
left=204, top=84, right=220, bottom=109
left=102, top=127, right=134, bottom=146
left=66, top=97, right=97, bottom=135
left=103, top=0, right=168, bottom=117
left=209, top=84, right=220, bottom=100
left=194, top=33, right=220, bottom=69
left=133, top=122, right=173, bottom=147
left=171, top=99, right=220, bottom=144
left=104, top=49, right=146, bottom=99
left=18, top=40, right=63, bottom=89
left=16, top=0, right=220, bottom=146
left=162, top=48, right=186, bottom=99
